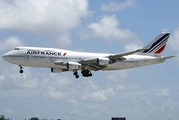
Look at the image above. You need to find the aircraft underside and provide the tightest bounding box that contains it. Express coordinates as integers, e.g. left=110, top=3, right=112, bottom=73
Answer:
left=17, top=59, right=164, bottom=78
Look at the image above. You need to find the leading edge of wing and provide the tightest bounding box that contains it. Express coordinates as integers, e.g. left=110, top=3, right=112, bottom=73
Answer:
left=109, top=49, right=144, bottom=61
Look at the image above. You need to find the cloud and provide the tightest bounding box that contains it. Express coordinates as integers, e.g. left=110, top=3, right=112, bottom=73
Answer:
left=169, top=24, right=179, bottom=51
left=42, top=73, right=73, bottom=87
left=174, top=54, right=179, bottom=64
left=124, top=42, right=142, bottom=51
left=82, top=88, right=115, bottom=102
left=168, top=24, right=179, bottom=63
left=56, top=32, right=72, bottom=48
left=0, top=36, right=23, bottom=51
left=101, top=0, right=135, bottom=11
left=107, top=70, right=130, bottom=81
left=87, top=79, right=98, bottom=89
left=84, top=15, right=139, bottom=44
left=47, top=86, right=66, bottom=100
left=0, top=0, right=88, bottom=33
left=152, top=89, right=170, bottom=97
left=0, top=66, right=38, bottom=90
left=160, top=99, right=179, bottom=111
left=116, top=84, right=128, bottom=91
left=5, top=108, right=13, bottom=114
left=68, top=99, right=79, bottom=106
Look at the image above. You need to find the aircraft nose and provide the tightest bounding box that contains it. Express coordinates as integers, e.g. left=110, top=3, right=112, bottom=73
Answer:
left=2, top=53, right=9, bottom=61
left=2, top=51, right=14, bottom=62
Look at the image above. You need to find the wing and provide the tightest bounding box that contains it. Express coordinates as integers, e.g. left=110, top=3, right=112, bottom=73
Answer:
left=108, top=49, right=143, bottom=61
left=80, top=49, right=144, bottom=70
left=54, top=49, right=144, bottom=71
left=54, top=59, right=106, bottom=71
left=79, top=58, right=107, bottom=71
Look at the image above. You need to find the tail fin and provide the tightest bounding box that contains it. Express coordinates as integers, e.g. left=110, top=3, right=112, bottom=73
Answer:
left=140, top=33, right=170, bottom=56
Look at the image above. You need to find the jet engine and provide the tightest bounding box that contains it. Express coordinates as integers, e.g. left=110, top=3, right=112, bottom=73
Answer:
left=67, top=62, right=81, bottom=70
left=97, top=58, right=110, bottom=65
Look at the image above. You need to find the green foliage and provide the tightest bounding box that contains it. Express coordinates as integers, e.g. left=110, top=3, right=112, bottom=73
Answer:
left=0, top=115, right=40, bottom=120
left=0, top=115, right=5, bottom=120
left=28, top=117, right=39, bottom=120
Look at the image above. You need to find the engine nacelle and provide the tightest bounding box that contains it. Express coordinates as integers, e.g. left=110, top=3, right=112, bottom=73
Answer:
left=51, top=68, right=63, bottom=73
left=97, top=58, right=110, bottom=65
left=67, top=62, right=81, bottom=70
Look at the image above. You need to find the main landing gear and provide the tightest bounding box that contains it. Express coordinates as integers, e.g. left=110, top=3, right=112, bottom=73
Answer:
left=19, top=65, right=23, bottom=73
left=81, top=70, right=92, bottom=77
left=73, top=71, right=79, bottom=78
left=73, top=70, right=93, bottom=78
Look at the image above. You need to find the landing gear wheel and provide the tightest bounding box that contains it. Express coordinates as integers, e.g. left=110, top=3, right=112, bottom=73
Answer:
left=73, top=71, right=79, bottom=78
left=73, top=71, right=78, bottom=75
left=75, top=75, right=79, bottom=78
left=20, top=70, right=23, bottom=73
left=19, top=65, right=23, bottom=74
left=81, top=70, right=92, bottom=77
left=89, top=73, right=92, bottom=77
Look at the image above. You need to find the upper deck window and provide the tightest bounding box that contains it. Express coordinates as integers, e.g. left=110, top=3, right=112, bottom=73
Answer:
left=14, top=48, right=19, bottom=50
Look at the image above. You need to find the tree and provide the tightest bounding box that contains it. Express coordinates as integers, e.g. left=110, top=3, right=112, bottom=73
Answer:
left=0, top=115, right=5, bottom=120
left=28, top=117, right=39, bottom=120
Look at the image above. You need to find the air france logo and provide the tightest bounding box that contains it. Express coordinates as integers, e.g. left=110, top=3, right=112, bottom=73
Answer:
left=63, top=52, right=67, bottom=56
left=27, top=50, right=61, bottom=56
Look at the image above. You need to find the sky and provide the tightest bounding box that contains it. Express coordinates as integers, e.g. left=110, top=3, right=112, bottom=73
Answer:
left=0, top=0, right=179, bottom=120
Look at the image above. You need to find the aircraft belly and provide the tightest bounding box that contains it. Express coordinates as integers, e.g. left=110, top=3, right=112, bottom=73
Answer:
left=21, top=62, right=65, bottom=69
left=103, top=59, right=163, bottom=71
left=104, top=62, right=136, bottom=70
left=15, top=57, right=64, bottom=69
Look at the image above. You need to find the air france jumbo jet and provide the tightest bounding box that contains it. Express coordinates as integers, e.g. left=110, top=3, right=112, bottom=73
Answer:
left=2, top=33, right=174, bottom=78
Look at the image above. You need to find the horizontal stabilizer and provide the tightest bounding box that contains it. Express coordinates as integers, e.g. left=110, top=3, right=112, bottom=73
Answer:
left=161, top=56, right=175, bottom=60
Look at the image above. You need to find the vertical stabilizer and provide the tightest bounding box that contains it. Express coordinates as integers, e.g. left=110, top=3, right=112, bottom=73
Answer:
left=140, top=33, right=170, bottom=56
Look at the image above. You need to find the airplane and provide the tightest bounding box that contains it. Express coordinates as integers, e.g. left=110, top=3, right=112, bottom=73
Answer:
left=2, top=33, right=174, bottom=78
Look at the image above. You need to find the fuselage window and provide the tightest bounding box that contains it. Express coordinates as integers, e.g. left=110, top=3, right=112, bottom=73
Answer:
left=14, top=48, right=19, bottom=50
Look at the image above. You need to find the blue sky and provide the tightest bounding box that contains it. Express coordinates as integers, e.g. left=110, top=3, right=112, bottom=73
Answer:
left=0, top=0, right=179, bottom=120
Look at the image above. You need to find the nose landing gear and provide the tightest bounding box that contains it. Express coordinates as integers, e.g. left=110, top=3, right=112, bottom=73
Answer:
left=19, top=65, right=23, bottom=73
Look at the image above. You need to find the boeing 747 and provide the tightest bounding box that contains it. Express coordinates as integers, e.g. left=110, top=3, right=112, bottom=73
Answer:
left=2, top=33, right=174, bottom=78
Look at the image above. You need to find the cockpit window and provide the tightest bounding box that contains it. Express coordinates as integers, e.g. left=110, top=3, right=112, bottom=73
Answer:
left=14, top=48, right=19, bottom=50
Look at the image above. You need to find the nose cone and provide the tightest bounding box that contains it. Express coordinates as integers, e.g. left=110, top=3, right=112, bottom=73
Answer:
left=2, top=53, right=8, bottom=61
left=2, top=51, right=13, bottom=62
left=2, top=50, right=22, bottom=64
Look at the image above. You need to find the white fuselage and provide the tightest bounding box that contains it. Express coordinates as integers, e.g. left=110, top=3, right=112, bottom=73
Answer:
left=2, top=47, right=165, bottom=71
